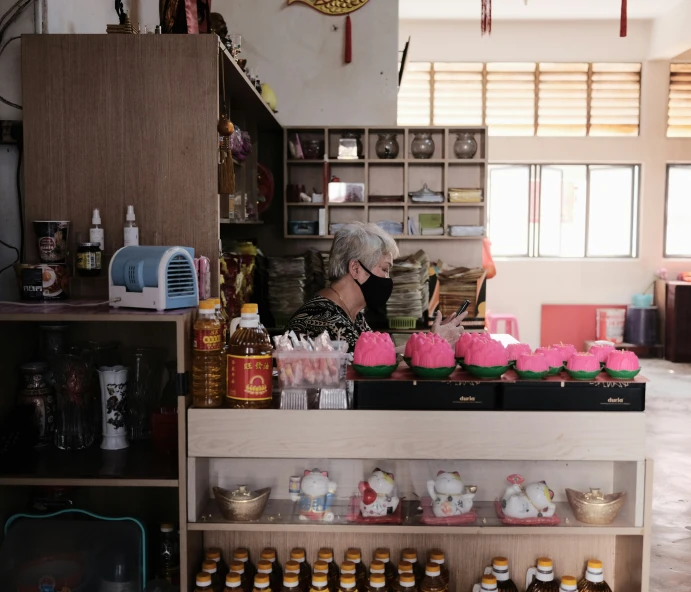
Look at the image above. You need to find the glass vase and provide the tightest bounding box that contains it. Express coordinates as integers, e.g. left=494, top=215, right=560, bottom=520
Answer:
left=411, top=133, right=435, bottom=159
left=453, top=132, right=478, bottom=159
left=53, top=354, right=96, bottom=450
left=122, top=347, right=165, bottom=441
left=375, top=133, right=399, bottom=159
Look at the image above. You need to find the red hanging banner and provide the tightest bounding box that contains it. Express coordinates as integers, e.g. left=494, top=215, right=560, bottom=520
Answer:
left=481, top=0, right=492, bottom=35
left=345, top=15, right=353, bottom=63
left=620, top=0, right=627, bottom=37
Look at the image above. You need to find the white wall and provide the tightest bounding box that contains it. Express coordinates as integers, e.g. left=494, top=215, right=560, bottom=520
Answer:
left=400, top=19, right=691, bottom=347
left=213, top=0, right=398, bottom=126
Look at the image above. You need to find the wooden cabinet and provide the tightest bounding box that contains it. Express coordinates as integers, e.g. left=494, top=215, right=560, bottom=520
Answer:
left=655, top=280, right=691, bottom=362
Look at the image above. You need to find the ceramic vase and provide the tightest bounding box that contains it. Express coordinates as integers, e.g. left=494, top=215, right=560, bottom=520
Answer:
left=410, top=133, right=435, bottom=159
left=98, top=365, right=130, bottom=450
left=453, top=133, right=478, bottom=159
left=375, top=133, right=399, bottom=159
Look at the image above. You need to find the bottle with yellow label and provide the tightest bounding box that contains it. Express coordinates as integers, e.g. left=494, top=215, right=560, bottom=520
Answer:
left=227, top=303, right=273, bottom=409
left=577, top=560, right=611, bottom=592
left=318, top=548, right=340, bottom=591
left=192, top=300, right=224, bottom=408
left=395, top=573, right=417, bottom=592
left=374, top=549, right=395, bottom=592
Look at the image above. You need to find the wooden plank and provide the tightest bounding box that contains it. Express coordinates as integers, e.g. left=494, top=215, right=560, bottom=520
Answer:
left=21, top=34, right=220, bottom=291
left=179, top=395, right=191, bottom=592
left=187, top=410, right=646, bottom=461
left=0, top=301, right=196, bottom=323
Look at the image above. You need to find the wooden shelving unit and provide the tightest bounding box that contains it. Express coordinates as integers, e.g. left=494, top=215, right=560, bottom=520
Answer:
left=283, top=127, right=487, bottom=240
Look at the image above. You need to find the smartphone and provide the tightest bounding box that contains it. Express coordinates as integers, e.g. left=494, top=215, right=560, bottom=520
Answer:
left=456, top=299, right=471, bottom=317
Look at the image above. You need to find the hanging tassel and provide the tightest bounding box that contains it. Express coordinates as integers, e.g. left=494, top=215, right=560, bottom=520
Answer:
left=620, top=0, right=627, bottom=37
left=345, top=15, right=352, bottom=63
left=481, top=0, right=492, bottom=35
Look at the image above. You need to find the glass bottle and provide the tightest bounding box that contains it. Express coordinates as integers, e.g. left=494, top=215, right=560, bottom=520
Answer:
left=203, top=560, right=224, bottom=592
left=396, top=562, right=413, bottom=589
left=282, top=574, right=301, bottom=592
left=290, top=548, right=312, bottom=591
left=427, top=551, right=448, bottom=589
left=227, top=303, right=272, bottom=408
left=400, top=551, right=423, bottom=585
left=318, top=548, right=340, bottom=591
left=560, top=577, right=577, bottom=592
left=314, top=561, right=330, bottom=583
left=286, top=561, right=303, bottom=592
left=419, top=563, right=444, bottom=592
left=254, top=574, right=272, bottom=592
left=526, top=558, right=559, bottom=592
left=368, top=573, right=386, bottom=592
left=207, top=548, right=229, bottom=582
left=395, top=574, right=417, bottom=592
left=157, top=522, right=180, bottom=584
left=341, top=562, right=358, bottom=592
left=192, top=300, right=224, bottom=408
left=261, top=549, right=283, bottom=592
left=577, top=560, right=611, bottom=592
left=339, top=574, right=357, bottom=592
left=235, top=548, right=256, bottom=582
left=310, top=573, right=330, bottom=592
left=345, top=549, right=366, bottom=591
left=374, top=549, right=395, bottom=592
left=369, top=562, right=386, bottom=592
left=229, top=561, right=251, bottom=592
left=473, top=576, right=498, bottom=592
left=258, top=560, right=277, bottom=592
left=227, top=572, right=243, bottom=590
left=485, top=557, right=517, bottom=592
left=197, top=573, right=213, bottom=592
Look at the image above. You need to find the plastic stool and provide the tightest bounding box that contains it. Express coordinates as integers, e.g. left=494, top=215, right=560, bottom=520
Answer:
left=485, top=312, right=520, bottom=340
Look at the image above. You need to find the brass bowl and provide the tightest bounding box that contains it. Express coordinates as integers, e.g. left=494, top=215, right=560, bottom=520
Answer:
left=565, top=488, right=626, bottom=525
left=213, top=485, right=271, bottom=521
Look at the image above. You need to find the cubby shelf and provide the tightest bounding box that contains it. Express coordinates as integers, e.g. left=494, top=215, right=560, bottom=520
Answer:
left=284, top=127, right=487, bottom=239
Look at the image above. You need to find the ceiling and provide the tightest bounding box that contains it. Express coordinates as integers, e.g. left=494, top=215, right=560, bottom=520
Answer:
left=399, top=0, right=685, bottom=21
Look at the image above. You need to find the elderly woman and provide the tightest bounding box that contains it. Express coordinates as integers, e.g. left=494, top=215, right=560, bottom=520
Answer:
left=286, top=222, right=465, bottom=351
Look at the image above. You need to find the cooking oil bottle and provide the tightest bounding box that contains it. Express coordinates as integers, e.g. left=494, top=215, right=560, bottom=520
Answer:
left=369, top=561, right=386, bottom=591
left=341, top=562, right=359, bottom=592
left=261, top=549, right=283, bottom=592
left=345, top=549, right=367, bottom=591
left=285, top=561, right=303, bottom=592
left=526, top=558, right=559, bottom=592
left=577, top=560, right=611, bottom=592
left=419, top=563, right=444, bottom=592
left=196, top=573, right=213, bottom=592
left=339, top=574, right=358, bottom=592
left=192, top=300, right=224, bottom=408
left=283, top=573, right=301, bottom=592
left=396, top=562, right=414, bottom=590
left=473, top=576, right=498, bottom=592
left=227, top=572, right=243, bottom=590
left=318, top=548, right=340, bottom=591
left=400, top=551, right=423, bottom=585
left=374, top=549, right=396, bottom=592
left=227, top=303, right=273, bottom=408
left=258, top=560, right=277, bottom=592
left=234, top=548, right=256, bottom=582
left=427, top=551, right=448, bottom=589
left=368, top=574, right=387, bottom=592
left=560, top=576, right=577, bottom=592
left=206, top=548, right=229, bottom=582
left=395, top=573, right=417, bottom=592
left=254, top=574, right=272, bottom=592
left=484, top=558, right=517, bottom=592
left=202, top=559, right=224, bottom=592
left=229, top=560, right=250, bottom=592
left=290, top=548, right=312, bottom=592
left=310, top=573, right=330, bottom=592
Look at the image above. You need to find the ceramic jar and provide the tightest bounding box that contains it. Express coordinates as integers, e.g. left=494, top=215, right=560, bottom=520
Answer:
left=375, top=133, right=399, bottom=159
left=18, top=361, right=55, bottom=446
left=98, top=365, right=130, bottom=450
left=453, top=132, right=478, bottom=159
left=53, top=354, right=96, bottom=450
left=410, top=133, right=435, bottom=159
left=341, top=132, right=364, bottom=159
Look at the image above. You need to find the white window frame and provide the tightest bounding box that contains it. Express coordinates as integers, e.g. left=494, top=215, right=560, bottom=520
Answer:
left=665, top=164, right=691, bottom=257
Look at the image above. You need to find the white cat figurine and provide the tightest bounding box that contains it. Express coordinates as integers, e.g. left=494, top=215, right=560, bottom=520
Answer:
left=427, top=470, right=476, bottom=517
left=501, top=474, right=556, bottom=519
left=298, top=469, right=337, bottom=522
left=359, top=468, right=399, bottom=517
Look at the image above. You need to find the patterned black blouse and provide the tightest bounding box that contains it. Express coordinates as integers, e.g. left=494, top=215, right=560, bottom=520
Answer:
left=285, top=295, right=370, bottom=351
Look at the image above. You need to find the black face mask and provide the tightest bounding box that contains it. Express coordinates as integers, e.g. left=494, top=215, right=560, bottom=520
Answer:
left=354, top=261, right=393, bottom=312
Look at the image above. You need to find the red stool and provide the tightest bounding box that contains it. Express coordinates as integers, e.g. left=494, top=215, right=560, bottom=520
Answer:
left=486, top=312, right=520, bottom=340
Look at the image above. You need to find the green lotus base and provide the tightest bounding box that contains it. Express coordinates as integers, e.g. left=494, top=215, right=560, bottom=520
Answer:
left=515, top=369, right=549, bottom=380
left=566, top=369, right=602, bottom=381
left=604, top=367, right=641, bottom=380
left=465, top=364, right=511, bottom=379
left=547, top=366, right=563, bottom=375
left=353, top=364, right=398, bottom=378
left=456, top=358, right=465, bottom=369
left=403, top=356, right=412, bottom=368
left=411, top=365, right=457, bottom=379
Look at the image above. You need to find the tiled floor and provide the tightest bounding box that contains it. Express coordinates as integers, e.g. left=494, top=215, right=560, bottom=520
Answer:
left=640, top=359, right=691, bottom=591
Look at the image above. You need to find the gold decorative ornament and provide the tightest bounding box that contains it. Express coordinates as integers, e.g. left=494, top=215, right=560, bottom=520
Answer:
left=213, top=484, right=271, bottom=521
left=286, top=0, right=370, bottom=16
left=565, top=488, right=626, bottom=525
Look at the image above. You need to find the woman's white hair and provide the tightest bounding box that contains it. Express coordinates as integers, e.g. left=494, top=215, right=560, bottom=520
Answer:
left=328, top=222, right=399, bottom=280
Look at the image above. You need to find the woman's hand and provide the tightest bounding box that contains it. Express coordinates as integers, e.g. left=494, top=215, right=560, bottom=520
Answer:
left=431, top=310, right=468, bottom=348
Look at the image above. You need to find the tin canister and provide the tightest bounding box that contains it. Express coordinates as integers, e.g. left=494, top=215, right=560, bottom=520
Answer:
left=33, top=220, right=70, bottom=263
left=18, top=264, right=70, bottom=300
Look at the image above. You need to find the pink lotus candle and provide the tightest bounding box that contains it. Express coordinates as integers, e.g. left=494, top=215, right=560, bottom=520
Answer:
left=566, top=352, right=600, bottom=372
left=515, top=353, right=549, bottom=373
left=552, top=343, right=577, bottom=362
left=455, top=331, right=479, bottom=359
left=354, top=332, right=396, bottom=366
left=606, top=350, right=640, bottom=371
left=589, top=344, right=616, bottom=364
left=412, top=338, right=455, bottom=368
left=404, top=332, right=426, bottom=359
left=535, top=347, right=565, bottom=369
left=506, top=343, right=532, bottom=362
left=465, top=340, right=509, bottom=367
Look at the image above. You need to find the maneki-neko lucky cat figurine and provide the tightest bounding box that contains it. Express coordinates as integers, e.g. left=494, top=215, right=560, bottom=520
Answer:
left=359, top=468, right=400, bottom=517
left=298, top=469, right=337, bottom=522
left=501, top=474, right=556, bottom=519
left=427, top=470, right=477, bottom=517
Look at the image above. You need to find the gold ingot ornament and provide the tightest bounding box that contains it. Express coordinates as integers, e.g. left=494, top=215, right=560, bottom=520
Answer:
left=286, top=0, right=370, bottom=15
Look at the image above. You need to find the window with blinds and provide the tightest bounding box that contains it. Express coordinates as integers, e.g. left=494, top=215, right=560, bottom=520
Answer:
left=591, top=63, right=641, bottom=136
left=668, top=64, right=691, bottom=138
left=397, top=62, right=641, bottom=137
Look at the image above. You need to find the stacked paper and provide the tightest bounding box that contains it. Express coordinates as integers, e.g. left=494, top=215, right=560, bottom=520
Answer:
left=386, top=250, right=430, bottom=321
